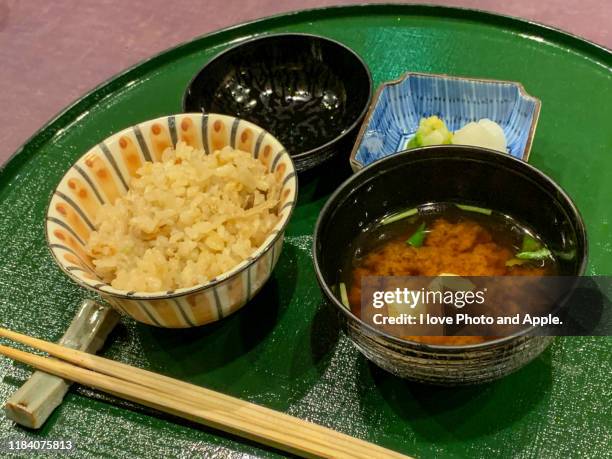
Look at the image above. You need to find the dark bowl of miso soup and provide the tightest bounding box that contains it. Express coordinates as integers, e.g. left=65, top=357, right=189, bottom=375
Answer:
left=313, top=145, right=587, bottom=385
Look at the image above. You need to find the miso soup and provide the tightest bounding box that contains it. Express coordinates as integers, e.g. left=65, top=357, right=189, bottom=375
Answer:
left=341, top=202, right=559, bottom=345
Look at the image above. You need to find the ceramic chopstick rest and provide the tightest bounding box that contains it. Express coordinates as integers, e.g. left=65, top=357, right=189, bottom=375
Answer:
left=3, top=300, right=119, bottom=428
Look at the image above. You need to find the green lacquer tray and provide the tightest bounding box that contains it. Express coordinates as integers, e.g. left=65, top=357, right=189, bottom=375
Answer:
left=1, top=5, right=611, bottom=458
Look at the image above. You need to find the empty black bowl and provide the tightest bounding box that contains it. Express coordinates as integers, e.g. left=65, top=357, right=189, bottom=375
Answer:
left=313, top=146, right=588, bottom=385
left=183, top=33, right=372, bottom=172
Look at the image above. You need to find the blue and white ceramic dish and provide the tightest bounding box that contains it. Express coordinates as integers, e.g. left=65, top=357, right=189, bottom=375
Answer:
left=350, top=72, right=541, bottom=171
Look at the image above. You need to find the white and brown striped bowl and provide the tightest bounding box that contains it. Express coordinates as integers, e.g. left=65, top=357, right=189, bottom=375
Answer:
left=45, top=113, right=297, bottom=328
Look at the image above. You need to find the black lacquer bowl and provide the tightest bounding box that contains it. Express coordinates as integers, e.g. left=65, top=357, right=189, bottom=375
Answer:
left=183, top=33, right=372, bottom=172
left=313, top=146, right=588, bottom=385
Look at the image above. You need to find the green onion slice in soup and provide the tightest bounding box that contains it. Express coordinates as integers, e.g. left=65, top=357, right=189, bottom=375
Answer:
left=406, top=222, right=427, bottom=248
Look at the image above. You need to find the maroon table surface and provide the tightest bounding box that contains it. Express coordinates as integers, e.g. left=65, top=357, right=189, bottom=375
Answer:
left=0, top=0, right=610, bottom=166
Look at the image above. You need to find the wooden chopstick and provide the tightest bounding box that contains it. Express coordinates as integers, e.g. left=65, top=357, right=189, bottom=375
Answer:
left=0, top=328, right=409, bottom=459
left=0, top=328, right=346, bottom=453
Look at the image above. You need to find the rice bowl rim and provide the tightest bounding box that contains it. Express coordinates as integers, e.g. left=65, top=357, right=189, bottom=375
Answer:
left=45, top=113, right=298, bottom=300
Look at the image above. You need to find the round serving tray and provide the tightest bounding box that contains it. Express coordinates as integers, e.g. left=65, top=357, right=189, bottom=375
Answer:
left=0, top=5, right=610, bottom=458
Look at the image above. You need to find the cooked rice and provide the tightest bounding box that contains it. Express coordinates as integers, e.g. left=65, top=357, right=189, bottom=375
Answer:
left=87, top=141, right=281, bottom=292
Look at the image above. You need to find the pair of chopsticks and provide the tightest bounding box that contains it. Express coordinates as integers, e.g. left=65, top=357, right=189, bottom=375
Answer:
left=0, top=327, right=409, bottom=459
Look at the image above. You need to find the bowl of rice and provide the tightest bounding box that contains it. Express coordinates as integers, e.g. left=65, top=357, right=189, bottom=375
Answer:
left=45, top=113, right=297, bottom=328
